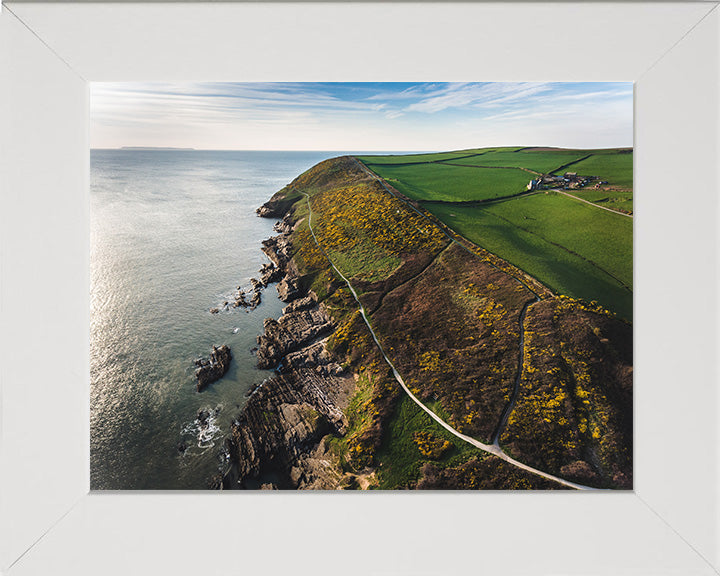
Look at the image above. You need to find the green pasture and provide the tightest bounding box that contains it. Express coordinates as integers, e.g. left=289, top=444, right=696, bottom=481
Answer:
left=553, top=152, right=633, bottom=189
left=567, top=189, right=634, bottom=213
left=445, top=149, right=590, bottom=174
left=357, top=147, right=531, bottom=167
left=426, top=195, right=633, bottom=320
left=357, top=151, right=479, bottom=165
left=495, top=193, right=632, bottom=287
left=364, top=162, right=531, bottom=202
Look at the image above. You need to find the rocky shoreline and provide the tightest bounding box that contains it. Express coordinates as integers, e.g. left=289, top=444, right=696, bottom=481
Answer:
left=217, top=207, right=353, bottom=489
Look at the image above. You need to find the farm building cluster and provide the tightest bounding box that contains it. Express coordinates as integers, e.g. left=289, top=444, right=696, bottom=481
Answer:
left=527, top=172, right=608, bottom=191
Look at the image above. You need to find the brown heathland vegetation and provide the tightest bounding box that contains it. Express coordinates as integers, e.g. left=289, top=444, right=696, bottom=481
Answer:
left=500, top=297, right=633, bottom=488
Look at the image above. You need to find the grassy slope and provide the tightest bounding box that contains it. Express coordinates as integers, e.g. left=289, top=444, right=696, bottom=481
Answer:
left=283, top=157, right=567, bottom=487
left=375, top=395, right=475, bottom=489
left=481, top=193, right=633, bottom=290
left=375, top=395, right=563, bottom=489
left=360, top=162, right=531, bottom=202
left=369, top=241, right=536, bottom=442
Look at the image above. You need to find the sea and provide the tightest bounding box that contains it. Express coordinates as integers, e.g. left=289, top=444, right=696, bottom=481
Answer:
left=90, top=149, right=396, bottom=490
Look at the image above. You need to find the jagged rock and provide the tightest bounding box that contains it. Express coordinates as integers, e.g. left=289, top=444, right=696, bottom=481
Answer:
left=255, top=300, right=334, bottom=370
left=195, top=345, right=232, bottom=391
left=210, top=308, right=220, bottom=314
left=273, top=216, right=293, bottom=235
left=234, top=290, right=248, bottom=307
left=222, top=368, right=350, bottom=489
left=197, top=409, right=210, bottom=425
left=256, top=205, right=276, bottom=218
left=261, top=236, right=292, bottom=269
left=249, top=290, right=262, bottom=308
left=219, top=192, right=354, bottom=490
left=289, top=466, right=304, bottom=485
left=282, top=293, right=317, bottom=315
left=260, top=262, right=281, bottom=286
left=220, top=280, right=351, bottom=490
left=245, top=379, right=265, bottom=398
left=277, top=276, right=300, bottom=302
left=295, top=437, right=354, bottom=490
left=283, top=341, right=332, bottom=371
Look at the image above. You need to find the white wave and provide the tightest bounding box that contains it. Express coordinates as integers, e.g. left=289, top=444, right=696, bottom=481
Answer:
left=181, top=406, right=223, bottom=450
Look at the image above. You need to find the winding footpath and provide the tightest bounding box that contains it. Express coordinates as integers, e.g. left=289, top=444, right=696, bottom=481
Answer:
left=300, top=191, right=596, bottom=491
left=490, top=298, right=536, bottom=448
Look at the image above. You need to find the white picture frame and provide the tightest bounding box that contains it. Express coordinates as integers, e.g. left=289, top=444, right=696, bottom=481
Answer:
left=1, top=2, right=718, bottom=575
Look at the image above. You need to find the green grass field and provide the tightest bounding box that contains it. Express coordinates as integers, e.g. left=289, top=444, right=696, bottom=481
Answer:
left=362, top=162, right=531, bottom=202
left=494, top=193, right=632, bottom=287
left=568, top=189, right=634, bottom=213
left=357, top=151, right=480, bottom=165
left=427, top=197, right=633, bottom=320
left=358, top=147, right=534, bottom=166
left=553, top=152, right=633, bottom=189
left=446, top=149, right=590, bottom=174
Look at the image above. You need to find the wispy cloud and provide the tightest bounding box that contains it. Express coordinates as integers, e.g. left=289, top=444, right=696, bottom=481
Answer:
left=90, top=82, right=633, bottom=150
left=404, top=82, right=553, bottom=113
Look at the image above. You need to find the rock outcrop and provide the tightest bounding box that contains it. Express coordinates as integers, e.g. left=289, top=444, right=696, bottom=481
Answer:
left=221, top=216, right=294, bottom=317
left=260, top=215, right=301, bottom=303
left=255, top=190, right=298, bottom=218
left=222, top=365, right=351, bottom=489
left=195, top=345, right=232, bottom=391
left=221, top=287, right=352, bottom=489
left=218, top=200, right=355, bottom=489
left=231, top=279, right=263, bottom=311
left=255, top=294, right=335, bottom=369
left=259, top=262, right=281, bottom=286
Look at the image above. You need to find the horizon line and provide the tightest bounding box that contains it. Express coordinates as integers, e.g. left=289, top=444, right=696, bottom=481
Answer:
left=90, top=145, right=634, bottom=152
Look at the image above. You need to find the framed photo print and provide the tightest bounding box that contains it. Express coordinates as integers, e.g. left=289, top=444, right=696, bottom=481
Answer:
left=1, top=2, right=718, bottom=575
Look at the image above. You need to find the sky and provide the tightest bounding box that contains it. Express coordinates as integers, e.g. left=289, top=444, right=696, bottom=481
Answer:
left=90, top=82, right=633, bottom=151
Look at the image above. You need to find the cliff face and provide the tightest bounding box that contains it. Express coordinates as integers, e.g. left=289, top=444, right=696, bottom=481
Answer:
left=221, top=212, right=353, bottom=489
